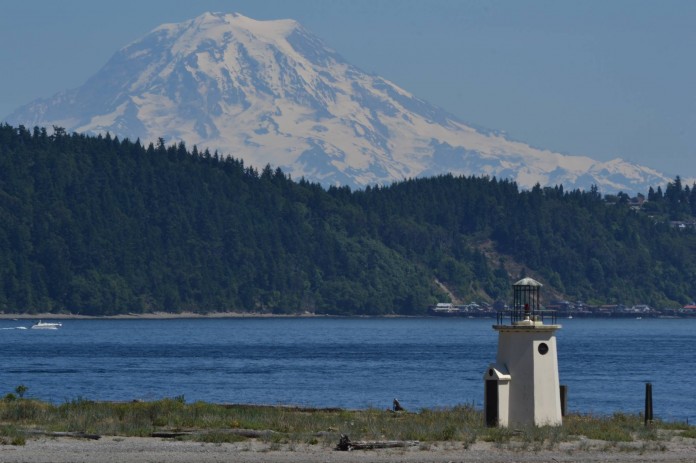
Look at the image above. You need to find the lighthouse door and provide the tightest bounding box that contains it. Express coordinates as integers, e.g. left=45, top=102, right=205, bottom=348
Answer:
left=485, top=380, right=499, bottom=427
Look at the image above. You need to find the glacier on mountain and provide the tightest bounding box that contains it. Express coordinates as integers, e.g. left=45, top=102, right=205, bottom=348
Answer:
left=5, top=12, right=671, bottom=194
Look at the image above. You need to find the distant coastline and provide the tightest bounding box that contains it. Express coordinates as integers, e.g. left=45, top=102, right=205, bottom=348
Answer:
left=3, top=311, right=696, bottom=320
left=0, top=312, right=324, bottom=320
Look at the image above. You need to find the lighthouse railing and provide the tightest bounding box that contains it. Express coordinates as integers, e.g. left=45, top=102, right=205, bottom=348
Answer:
left=496, top=308, right=557, bottom=325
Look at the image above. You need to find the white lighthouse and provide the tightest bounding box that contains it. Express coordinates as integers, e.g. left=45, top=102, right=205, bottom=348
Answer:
left=483, top=277, right=562, bottom=427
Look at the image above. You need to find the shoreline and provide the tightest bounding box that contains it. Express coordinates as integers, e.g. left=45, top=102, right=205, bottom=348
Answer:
left=1, top=400, right=694, bottom=462
left=3, top=312, right=696, bottom=321
left=4, top=435, right=696, bottom=463
left=0, top=311, right=327, bottom=320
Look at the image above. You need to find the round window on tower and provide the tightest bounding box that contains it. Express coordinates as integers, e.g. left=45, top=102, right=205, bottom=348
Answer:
left=538, top=343, right=549, bottom=355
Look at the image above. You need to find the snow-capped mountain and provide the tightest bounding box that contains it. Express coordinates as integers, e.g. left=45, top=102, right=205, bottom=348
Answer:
left=5, top=12, right=671, bottom=194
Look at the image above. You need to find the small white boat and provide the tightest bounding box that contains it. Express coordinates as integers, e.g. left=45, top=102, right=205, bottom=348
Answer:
left=31, top=320, right=62, bottom=330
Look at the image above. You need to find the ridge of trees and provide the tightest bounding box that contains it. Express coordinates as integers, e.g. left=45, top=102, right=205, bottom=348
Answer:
left=1, top=124, right=695, bottom=315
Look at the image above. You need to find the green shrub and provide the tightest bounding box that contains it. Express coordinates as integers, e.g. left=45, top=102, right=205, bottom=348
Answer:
left=0, top=425, right=26, bottom=446
left=0, top=395, right=694, bottom=449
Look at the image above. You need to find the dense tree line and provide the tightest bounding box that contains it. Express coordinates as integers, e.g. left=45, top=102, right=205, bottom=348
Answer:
left=1, top=124, right=696, bottom=315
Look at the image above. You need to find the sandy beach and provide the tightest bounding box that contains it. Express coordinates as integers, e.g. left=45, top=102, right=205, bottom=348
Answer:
left=1, top=436, right=695, bottom=463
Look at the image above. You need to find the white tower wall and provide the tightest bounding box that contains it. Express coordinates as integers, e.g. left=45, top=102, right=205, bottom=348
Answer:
left=484, top=277, right=562, bottom=428
left=495, top=325, right=562, bottom=427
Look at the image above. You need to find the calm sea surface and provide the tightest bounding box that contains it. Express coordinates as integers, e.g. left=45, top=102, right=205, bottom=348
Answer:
left=1, top=317, right=694, bottom=422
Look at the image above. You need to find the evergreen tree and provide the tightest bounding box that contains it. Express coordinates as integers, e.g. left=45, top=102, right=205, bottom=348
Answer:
left=2, top=123, right=696, bottom=315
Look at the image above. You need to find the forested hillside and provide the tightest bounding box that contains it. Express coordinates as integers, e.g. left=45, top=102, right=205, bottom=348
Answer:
left=1, top=124, right=696, bottom=315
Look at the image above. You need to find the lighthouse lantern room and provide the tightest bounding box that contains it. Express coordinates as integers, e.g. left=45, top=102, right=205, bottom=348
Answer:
left=483, top=277, right=562, bottom=427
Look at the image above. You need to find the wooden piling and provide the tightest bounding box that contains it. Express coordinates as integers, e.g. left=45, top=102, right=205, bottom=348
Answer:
left=644, top=382, right=653, bottom=426
left=559, top=384, right=568, bottom=417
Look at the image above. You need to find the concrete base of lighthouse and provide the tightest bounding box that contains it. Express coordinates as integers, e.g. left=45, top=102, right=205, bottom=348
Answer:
left=484, top=322, right=562, bottom=427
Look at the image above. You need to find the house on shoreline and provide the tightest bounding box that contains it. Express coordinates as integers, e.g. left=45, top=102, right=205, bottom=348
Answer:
left=429, top=300, right=696, bottom=318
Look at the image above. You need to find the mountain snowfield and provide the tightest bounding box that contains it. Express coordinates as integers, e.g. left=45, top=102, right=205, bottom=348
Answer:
left=5, top=12, right=673, bottom=193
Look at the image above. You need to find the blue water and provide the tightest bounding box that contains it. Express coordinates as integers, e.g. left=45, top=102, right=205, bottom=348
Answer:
left=1, top=317, right=694, bottom=422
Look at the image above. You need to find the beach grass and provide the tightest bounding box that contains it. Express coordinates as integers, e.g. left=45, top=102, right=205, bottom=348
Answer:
left=1, top=394, right=693, bottom=448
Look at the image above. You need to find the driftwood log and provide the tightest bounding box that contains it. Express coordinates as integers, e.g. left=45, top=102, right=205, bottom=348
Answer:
left=152, top=428, right=277, bottom=439
left=336, top=434, right=419, bottom=451
left=24, top=430, right=101, bottom=440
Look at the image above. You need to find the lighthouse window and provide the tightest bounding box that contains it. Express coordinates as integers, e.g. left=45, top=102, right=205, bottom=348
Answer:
left=538, top=343, right=549, bottom=355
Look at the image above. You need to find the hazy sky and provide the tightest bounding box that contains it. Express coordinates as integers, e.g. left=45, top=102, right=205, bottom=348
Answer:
left=2, top=0, right=695, bottom=178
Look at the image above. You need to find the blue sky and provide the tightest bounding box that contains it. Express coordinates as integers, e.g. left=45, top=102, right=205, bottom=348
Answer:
left=1, top=0, right=695, bottom=178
